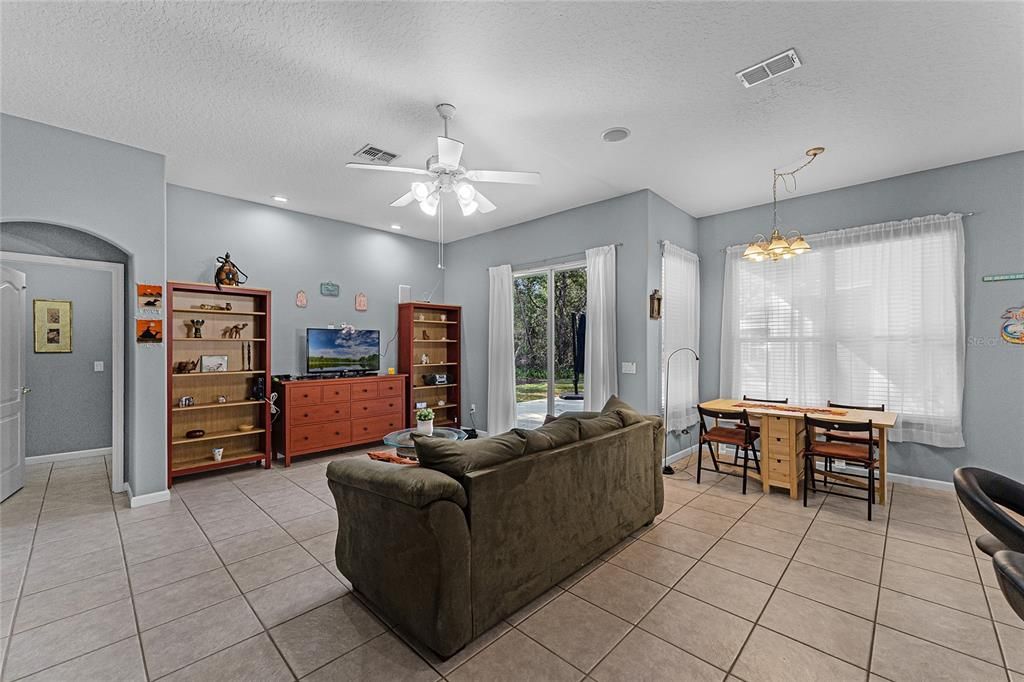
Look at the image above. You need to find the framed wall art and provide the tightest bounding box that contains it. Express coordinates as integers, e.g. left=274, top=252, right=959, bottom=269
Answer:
left=33, top=299, right=72, bottom=353
left=135, top=319, right=163, bottom=344
left=137, top=283, right=163, bottom=310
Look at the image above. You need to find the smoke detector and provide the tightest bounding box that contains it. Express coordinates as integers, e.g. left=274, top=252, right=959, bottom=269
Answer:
left=736, top=49, right=801, bottom=88
left=353, top=144, right=399, bottom=165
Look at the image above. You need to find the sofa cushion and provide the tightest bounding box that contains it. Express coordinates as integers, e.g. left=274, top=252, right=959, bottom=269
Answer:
left=517, top=417, right=580, bottom=454
left=577, top=410, right=626, bottom=439
left=413, top=431, right=528, bottom=477
left=601, top=395, right=645, bottom=426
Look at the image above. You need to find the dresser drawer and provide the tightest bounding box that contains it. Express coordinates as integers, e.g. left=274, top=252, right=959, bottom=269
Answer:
left=289, top=422, right=351, bottom=452
left=352, top=414, right=404, bottom=441
left=289, top=402, right=351, bottom=426
left=765, top=435, right=794, bottom=457
left=351, top=396, right=403, bottom=418
left=377, top=378, right=404, bottom=398
left=289, top=386, right=322, bottom=406
left=349, top=381, right=378, bottom=400
left=322, top=384, right=351, bottom=403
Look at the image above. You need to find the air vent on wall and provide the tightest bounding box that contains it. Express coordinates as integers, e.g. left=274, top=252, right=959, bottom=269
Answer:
left=736, top=48, right=801, bottom=88
left=353, top=144, right=400, bottom=165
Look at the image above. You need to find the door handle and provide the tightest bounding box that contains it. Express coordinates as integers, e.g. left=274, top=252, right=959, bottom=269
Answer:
left=21, top=386, right=31, bottom=395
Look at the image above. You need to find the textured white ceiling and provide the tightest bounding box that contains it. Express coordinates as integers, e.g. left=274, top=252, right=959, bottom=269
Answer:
left=2, top=2, right=1021, bottom=242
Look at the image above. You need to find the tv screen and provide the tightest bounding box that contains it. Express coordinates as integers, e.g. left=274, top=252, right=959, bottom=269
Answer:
left=306, top=328, right=380, bottom=374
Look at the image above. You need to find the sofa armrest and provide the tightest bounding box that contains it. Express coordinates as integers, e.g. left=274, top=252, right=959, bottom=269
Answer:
left=326, top=458, right=467, bottom=509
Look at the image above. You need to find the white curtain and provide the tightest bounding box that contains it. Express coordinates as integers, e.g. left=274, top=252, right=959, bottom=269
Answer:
left=487, top=264, right=516, bottom=434
left=721, top=213, right=965, bottom=447
left=584, top=245, right=618, bottom=410
left=662, top=243, right=700, bottom=431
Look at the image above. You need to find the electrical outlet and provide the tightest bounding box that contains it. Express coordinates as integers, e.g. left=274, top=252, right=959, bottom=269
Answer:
left=621, top=362, right=637, bottom=374
left=470, top=404, right=477, bottom=413
left=93, top=361, right=104, bottom=372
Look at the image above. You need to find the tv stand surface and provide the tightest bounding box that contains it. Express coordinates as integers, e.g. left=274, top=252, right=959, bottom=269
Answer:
left=271, top=374, right=407, bottom=466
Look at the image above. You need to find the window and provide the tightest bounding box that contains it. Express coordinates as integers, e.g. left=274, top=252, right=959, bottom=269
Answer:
left=661, top=243, right=700, bottom=431
left=720, top=213, right=965, bottom=447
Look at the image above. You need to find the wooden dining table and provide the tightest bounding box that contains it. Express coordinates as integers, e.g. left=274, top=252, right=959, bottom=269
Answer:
left=698, top=398, right=899, bottom=504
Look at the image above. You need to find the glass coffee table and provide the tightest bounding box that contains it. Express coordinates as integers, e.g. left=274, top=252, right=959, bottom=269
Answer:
left=383, top=426, right=467, bottom=453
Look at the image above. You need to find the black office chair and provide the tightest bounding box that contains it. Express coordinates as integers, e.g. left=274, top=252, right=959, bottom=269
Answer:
left=993, top=551, right=1024, bottom=623
left=953, top=467, right=1024, bottom=556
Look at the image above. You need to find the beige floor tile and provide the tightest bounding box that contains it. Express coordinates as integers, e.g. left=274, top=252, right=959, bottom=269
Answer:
left=599, top=536, right=637, bottom=559
left=520, top=592, right=631, bottom=672
left=569, top=562, right=669, bottom=624
left=134, top=566, right=239, bottom=630
left=140, top=594, right=263, bottom=678
left=212, top=525, right=294, bottom=564
left=27, top=526, right=121, bottom=564
left=13, top=568, right=129, bottom=633
left=884, top=537, right=979, bottom=582
left=197, top=508, right=276, bottom=542
left=886, top=519, right=973, bottom=556
left=655, top=501, right=683, bottom=524
left=805, top=519, right=886, bottom=557
left=977, top=556, right=999, bottom=588
left=754, top=491, right=824, bottom=516
left=448, top=629, right=582, bottom=681
left=227, top=543, right=318, bottom=592
left=793, top=538, right=882, bottom=584
left=397, top=620, right=511, bottom=676
left=17, top=635, right=144, bottom=682
left=118, top=510, right=197, bottom=542
left=723, top=521, right=801, bottom=558
left=591, top=627, right=724, bottom=682
left=640, top=590, right=751, bottom=669
left=870, top=625, right=1006, bottom=681
left=300, top=530, right=336, bottom=563
left=278, top=508, right=337, bottom=542
left=881, top=559, right=989, bottom=617
left=607, top=539, right=696, bottom=586
left=264, top=496, right=332, bottom=524
left=246, top=564, right=349, bottom=627
left=3, top=598, right=137, bottom=680
left=815, top=505, right=889, bottom=536
left=742, top=506, right=813, bottom=535
left=876, top=588, right=1003, bottom=665
left=688, top=493, right=753, bottom=519
left=889, top=505, right=966, bottom=534
left=122, top=525, right=209, bottom=566
left=269, top=594, right=385, bottom=677
left=663, top=484, right=699, bottom=505
left=128, top=544, right=222, bottom=594
left=759, top=589, right=873, bottom=668
left=997, top=621, right=1024, bottom=673
left=665, top=506, right=736, bottom=536
left=702, top=540, right=790, bottom=585
left=732, top=626, right=864, bottom=682
left=22, top=545, right=125, bottom=595
left=558, top=559, right=603, bottom=589
left=778, top=561, right=878, bottom=620
left=304, top=631, right=440, bottom=682
left=161, top=633, right=293, bottom=682
left=674, top=561, right=774, bottom=620
left=505, top=586, right=564, bottom=625
left=986, top=585, right=1023, bottom=627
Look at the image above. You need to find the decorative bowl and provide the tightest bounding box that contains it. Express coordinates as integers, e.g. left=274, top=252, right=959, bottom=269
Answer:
left=237, top=423, right=254, bottom=432
left=185, top=429, right=205, bottom=439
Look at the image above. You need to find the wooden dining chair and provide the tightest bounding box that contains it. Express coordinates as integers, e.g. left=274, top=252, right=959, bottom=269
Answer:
left=825, top=401, right=884, bottom=446
left=733, top=395, right=788, bottom=464
left=803, top=414, right=877, bottom=519
left=698, top=406, right=760, bottom=494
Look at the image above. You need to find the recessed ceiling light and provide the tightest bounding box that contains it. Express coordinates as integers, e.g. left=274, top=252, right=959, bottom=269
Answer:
left=271, top=195, right=288, bottom=203
left=601, top=127, right=631, bottom=143
left=390, top=224, right=402, bottom=230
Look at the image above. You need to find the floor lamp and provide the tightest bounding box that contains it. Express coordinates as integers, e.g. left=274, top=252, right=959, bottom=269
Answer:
left=663, top=347, right=699, bottom=475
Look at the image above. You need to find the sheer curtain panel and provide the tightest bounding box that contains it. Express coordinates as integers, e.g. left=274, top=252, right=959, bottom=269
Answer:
left=584, top=245, right=618, bottom=410
left=720, top=213, right=965, bottom=447
left=487, top=264, right=516, bottom=434
left=662, top=243, right=700, bottom=431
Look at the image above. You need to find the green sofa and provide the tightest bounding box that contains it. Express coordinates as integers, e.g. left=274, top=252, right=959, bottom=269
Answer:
left=325, top=402, right=665, bottom=658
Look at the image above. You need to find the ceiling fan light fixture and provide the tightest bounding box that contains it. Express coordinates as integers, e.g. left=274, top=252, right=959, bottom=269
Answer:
left=411, top=181, right=432, bottom=202
left=419, top=193, right=439, bottom=216
left=459, top=199, right=479, bottom=216
left=455, top=181, right=476, bottom=202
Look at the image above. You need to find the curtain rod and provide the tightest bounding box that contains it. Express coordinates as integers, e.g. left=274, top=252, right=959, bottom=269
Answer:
left=720, top=211, right=978, bottom=252
left=513, top=242, right=622, bottom=272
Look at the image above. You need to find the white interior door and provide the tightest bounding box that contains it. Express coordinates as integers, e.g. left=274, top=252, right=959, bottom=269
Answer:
left=1, top=265, right=28, bottom=501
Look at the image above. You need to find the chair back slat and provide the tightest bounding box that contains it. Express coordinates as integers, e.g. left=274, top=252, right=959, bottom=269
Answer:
left=743, top=395, right=789, bottom=404
left=828, top=400, right=885, bottom=412
left=804, top=414, right=873, bottom=433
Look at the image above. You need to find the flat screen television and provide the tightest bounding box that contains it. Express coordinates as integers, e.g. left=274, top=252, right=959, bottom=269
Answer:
left=306, top=328, right=380, bottom=375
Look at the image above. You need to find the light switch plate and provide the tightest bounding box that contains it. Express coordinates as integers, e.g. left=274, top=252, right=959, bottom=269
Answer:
left=621, top=362, right=637, bottom=374
left=93, top=361, right=104, bottom=372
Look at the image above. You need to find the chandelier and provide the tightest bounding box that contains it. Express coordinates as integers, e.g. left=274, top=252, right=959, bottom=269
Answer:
left=742, top=147, right=824, bottom=262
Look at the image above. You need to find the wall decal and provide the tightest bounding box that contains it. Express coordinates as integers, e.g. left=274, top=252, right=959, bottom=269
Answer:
left=1001, top=304, right=1024, bottom=345
left=296, top=290, right=308, bottom=308
left=320, top=281, right=340, bottom=297
left=354, top=292, right=368, bottom=312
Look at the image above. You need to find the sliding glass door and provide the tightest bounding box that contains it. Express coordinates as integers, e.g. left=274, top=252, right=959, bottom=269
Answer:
left=513, top=263, right=587, bottom=428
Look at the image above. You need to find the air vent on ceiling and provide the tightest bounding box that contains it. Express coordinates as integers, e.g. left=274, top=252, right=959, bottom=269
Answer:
left=736, top=48, right=801, bottom=88
left=353, top=144, right=399, bottom=165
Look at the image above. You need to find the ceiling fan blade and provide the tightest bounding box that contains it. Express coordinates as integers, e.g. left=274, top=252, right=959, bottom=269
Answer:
left=437, top=137, right=464, bottom=170
left=389, top=191, right=415, bottom=207
left=345, top=162, right=430, bottom=175
left=464, top=169, right=541, bottom=185
left=474, top=190, right=497, bottom=214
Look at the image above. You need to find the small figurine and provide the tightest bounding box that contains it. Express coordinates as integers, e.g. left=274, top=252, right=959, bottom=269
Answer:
left=188, top=319, right=205, bottom=338
left=223, top=323, right=248, bottom=339
left=174, top=358, right=199, bottom=374
left=178, top=396, right=194, bottom=408
left=420, top=353, right=430, bottom=365
left=216, top=395, right=228, bottom=404
left=421, top=329, right=430, bottom=340
left=440, top=313, right=447, bottom=322
left=214, top=252, right=248, bottom=290
left=249, top=376, right=266, bottom=401
left=198, top=302, right=233, bottom=311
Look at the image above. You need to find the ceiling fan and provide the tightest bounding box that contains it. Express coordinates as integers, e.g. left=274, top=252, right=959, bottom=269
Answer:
left=345, top=103, right=541, bottom=218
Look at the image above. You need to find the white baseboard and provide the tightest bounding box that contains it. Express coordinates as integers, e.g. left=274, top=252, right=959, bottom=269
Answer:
left=666, top=444, right=699, bottom=466
left=26, top=447, right=112, bottom=464
left=126, top=484, right=171, bottom=508
left=887, top=472, right=953, bottom=492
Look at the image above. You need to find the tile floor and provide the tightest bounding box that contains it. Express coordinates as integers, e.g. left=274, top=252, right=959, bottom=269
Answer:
left=1, top=450, right=1021, bottom=681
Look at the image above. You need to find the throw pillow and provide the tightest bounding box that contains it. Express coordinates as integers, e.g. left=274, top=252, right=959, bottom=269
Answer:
left=413, top=430, right=527, bottom=478
left=601, top=395, right=645, bottom=426
left=577, top=410, right=625, bottom=439
left=516, top=416, right=581, bottom=453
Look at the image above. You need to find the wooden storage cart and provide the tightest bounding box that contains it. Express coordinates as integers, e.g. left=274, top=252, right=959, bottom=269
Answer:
left=166, top=282, right=272, bottom=485
left=398, top=303, right=462, bottom=429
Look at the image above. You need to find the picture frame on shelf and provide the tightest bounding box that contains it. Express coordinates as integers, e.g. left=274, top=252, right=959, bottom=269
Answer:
left=200, top=354, right=229, bottom=372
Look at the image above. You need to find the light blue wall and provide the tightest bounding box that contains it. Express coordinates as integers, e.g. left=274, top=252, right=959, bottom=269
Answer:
left=165, top=186, right=443, bottom=375
left=1, top=114, right=167, bottom=496
left=696, top=152, right=1024, bottom=482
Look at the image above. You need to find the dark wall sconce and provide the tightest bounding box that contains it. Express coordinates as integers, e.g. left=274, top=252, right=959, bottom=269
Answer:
left=649, top=289, right=663, bottom=320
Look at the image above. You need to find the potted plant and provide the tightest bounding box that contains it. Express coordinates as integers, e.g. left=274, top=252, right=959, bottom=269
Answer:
left=416, top=408, right=435, bottom=436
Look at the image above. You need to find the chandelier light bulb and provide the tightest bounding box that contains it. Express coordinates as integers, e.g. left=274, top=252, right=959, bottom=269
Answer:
left=455, top=181, right=476, bottom=203
left=419, top=193, right=439, bottom=216
left=411, top=182, right=431, bottom=202
left=460, top=199, right=479, bottom=216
